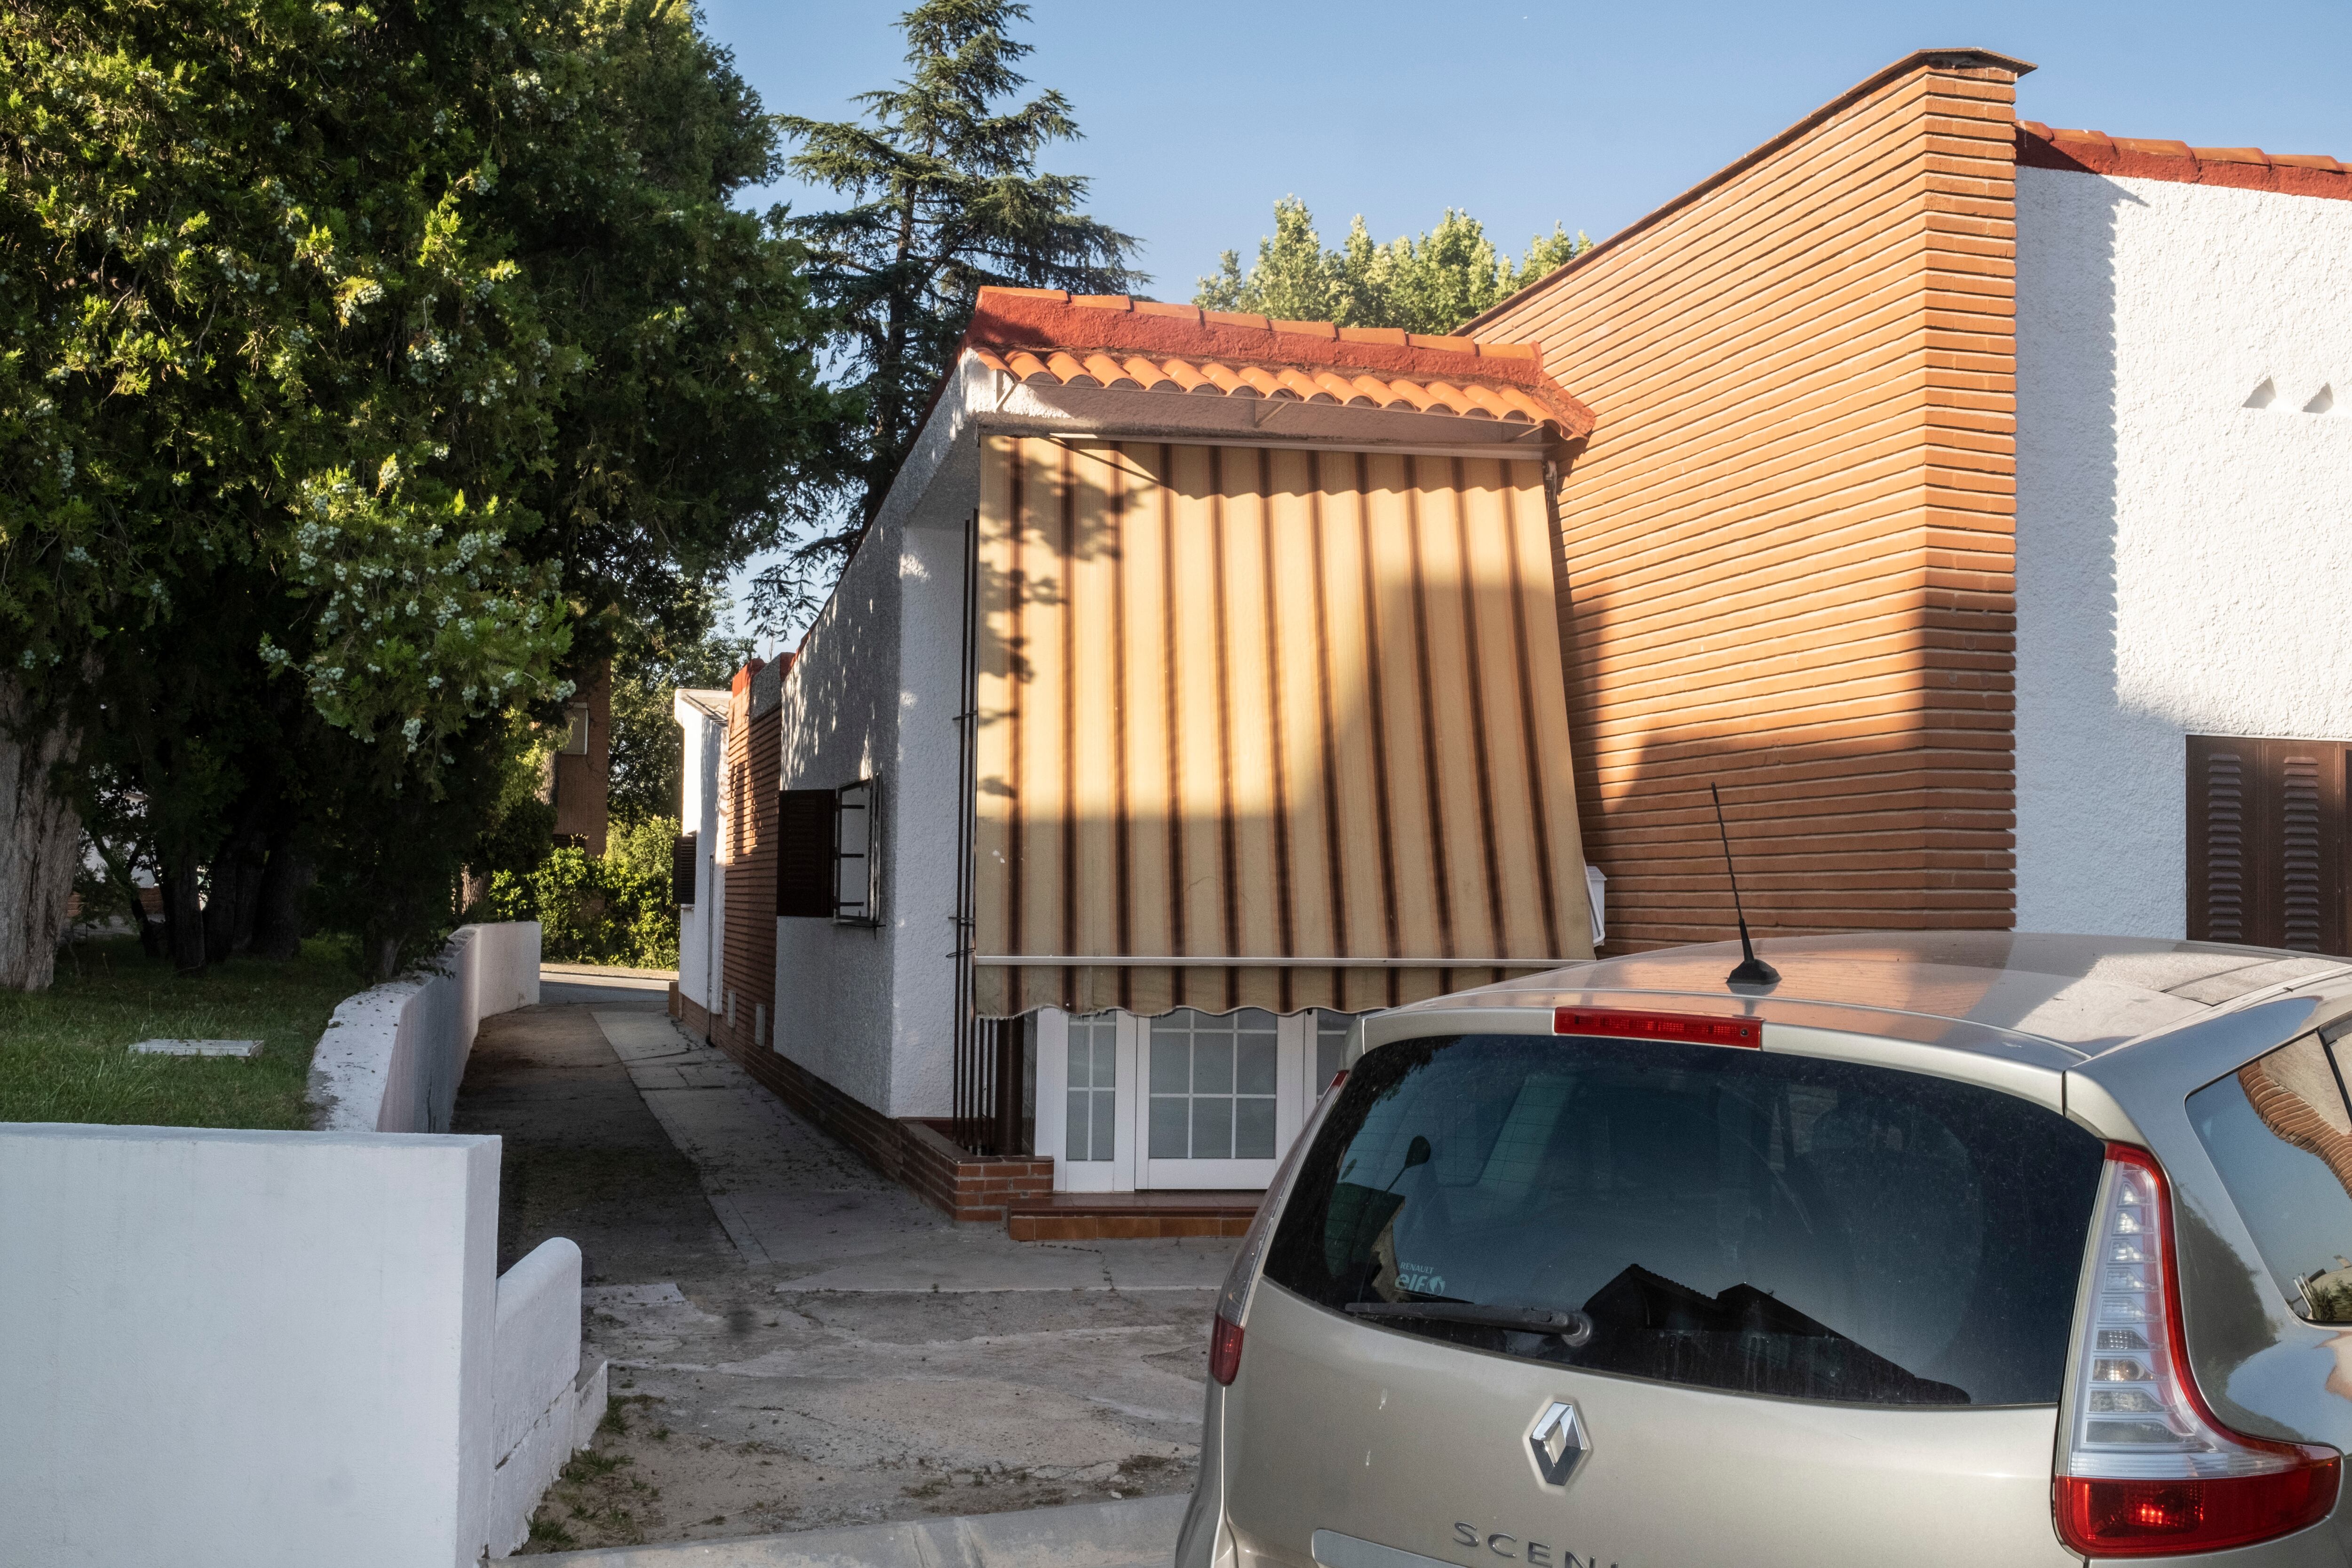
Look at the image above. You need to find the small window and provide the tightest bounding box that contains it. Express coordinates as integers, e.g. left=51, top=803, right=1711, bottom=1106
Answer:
left=2189, top=1026, right=2352, bottom=1322
left=777, top=779, right=882, bottom=923
left=777, top=789, right=833, bottom=917
left=560, top=702, right=591, bottom=756
left=833, top=778, right=880, bottom=925
left=671, top=833, right=698, bottom=908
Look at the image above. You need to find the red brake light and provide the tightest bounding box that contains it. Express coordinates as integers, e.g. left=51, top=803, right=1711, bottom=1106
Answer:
left=1208, top=1315, right=1244, bottom=1386
left=1554, top=1007, right=1760, bottom=1047
left=2053, top=1144, right=2341, bottom=1555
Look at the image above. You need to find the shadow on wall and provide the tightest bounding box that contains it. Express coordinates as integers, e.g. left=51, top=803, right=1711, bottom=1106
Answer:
left=1560, top=578, right=2016, bottom=956
left=973, top=438, right=1592, bottom=1016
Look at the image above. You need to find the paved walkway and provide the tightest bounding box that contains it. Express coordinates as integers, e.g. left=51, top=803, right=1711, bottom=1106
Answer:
left=452, top=1000, right=1234, bottom=1555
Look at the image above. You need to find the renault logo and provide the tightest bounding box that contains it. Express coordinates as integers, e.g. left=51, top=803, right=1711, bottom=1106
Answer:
left=1526, top=1400, right=1588, bottom=1488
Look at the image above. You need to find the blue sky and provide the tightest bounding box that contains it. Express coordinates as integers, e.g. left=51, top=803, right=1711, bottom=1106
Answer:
left=708, top=2, right=2351, bottom=645
left=707, top=0, right=2352, bottom=295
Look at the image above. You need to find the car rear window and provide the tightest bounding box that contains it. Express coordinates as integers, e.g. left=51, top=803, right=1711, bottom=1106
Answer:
left=1262, top=1032, right=2107, bottom=1406
left=2188, top=1027, right=2352, bottom=1323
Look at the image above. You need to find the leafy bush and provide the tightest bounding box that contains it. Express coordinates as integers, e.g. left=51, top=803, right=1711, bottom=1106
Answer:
left=488, top=817, right=678, bottom=969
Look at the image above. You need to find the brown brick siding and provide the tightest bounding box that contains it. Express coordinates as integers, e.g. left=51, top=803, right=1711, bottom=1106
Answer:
left=716, top=665, right=780, bottom=1055
left=1473, top=51, right=2023, bottom=950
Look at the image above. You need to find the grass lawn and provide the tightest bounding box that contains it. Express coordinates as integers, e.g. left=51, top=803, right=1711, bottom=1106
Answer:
left=0, top=936, right=367, bottom=1129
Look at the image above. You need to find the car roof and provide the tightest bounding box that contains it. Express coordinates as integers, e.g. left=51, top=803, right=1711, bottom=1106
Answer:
left=1392, top=931, right=2352, bottom=1057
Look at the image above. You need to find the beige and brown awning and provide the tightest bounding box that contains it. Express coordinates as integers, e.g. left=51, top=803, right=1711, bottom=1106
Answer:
left=971, top=434, right=1593, bottom=1017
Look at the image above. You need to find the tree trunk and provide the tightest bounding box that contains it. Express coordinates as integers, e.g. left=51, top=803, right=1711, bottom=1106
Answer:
left=251, top=836, right=312, bottom=961
left=204, top=803, right=270, bottom=963
left=0, top=678, right=84, bottom=992
left=160, top=860, right=206, bottom=974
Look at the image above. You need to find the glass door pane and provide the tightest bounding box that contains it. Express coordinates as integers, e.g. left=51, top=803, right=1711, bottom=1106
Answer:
left=1066, top=1013, right=1117, bottom=1162
left=1149, top=1009, right=1279, bottom=1159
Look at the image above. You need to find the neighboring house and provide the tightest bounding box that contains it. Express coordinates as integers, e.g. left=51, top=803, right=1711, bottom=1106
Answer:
left=547, top=659, right=612, bottom=855
left=672, top=686, right=729, bottom=1033
left=1467, top=46, right=2352, bottom=956
left=678, top=45, right=2352, bottom=1220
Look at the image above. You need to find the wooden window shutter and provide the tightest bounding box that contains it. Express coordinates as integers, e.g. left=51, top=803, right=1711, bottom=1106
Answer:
left=2187, top=736, right=2346, bottom=954
left=671, top=833, right=697, bottom=908
left=776, top=789, right=834, bottom=918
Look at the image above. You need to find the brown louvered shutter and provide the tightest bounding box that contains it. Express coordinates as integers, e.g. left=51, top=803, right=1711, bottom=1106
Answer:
left=2188, top=736, right=2346, bottom=954
left=776, top=788, right=835, bottom=918
left=671, top=833, right=697, bottom=908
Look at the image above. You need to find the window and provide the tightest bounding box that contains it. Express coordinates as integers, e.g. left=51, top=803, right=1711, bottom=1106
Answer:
left=672, top=833, right=698, bottom=908
left=1066, top=1013, right=1117, bottom=1162
left=2189, top=1025, right=2352, bottom=1322
left=2187, top=735, right=2350, bottom=952
left=1263, top=1032, right=2107, bottom=1406
left=777, top=780, right=881, bottom=923
left=776, top=790, right=832, bottom=917
left=1150, top=1008, right=1279, bottom=1160
left=560, top=702, right=591, bottom=756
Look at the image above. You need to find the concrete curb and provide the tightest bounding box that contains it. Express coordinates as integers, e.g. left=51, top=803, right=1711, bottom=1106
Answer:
left=531, top=1491, right=1185, bottom=1568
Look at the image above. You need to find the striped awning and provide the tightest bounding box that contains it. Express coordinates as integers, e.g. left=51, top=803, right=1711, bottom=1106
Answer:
left=971, top=435, right=1593, bottom=1017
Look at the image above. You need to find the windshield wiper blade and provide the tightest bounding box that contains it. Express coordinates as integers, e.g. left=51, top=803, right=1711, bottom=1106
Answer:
left=1345, top=1301, right=1593, bottom=1344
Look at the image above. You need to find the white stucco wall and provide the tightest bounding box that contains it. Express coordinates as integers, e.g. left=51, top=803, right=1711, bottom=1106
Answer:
left=771, top=361, right=985, bottom=1118
left=2015, top=168, right=2352, bottom=937
left=1, top=1125, right=499, bottom=1566
left=310, top=921, right=540, bottom=1133
left=673, top=692, right=726, bottom=1013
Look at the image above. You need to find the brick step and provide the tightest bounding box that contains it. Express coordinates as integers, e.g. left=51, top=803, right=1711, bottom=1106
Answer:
left=1005, top=1191, right=1260, bottom=1242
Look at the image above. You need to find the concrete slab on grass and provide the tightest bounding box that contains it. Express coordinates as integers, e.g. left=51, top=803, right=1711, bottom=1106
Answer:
left=534, top=1491, right=1185, bottom=1568
left=128, top=1038, right=263, bottom=1057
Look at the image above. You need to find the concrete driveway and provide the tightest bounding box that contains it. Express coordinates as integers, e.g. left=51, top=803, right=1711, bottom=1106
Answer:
left=453, top=998, right=1233, bottom=1554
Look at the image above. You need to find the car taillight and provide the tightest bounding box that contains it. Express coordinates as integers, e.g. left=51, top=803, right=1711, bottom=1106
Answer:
left=2054, top=1144, right=2340, bottom=1556
left=1207, top=1069, right=1349, bottom=1388
left=1208, top=1315, right=1245, bottom=1386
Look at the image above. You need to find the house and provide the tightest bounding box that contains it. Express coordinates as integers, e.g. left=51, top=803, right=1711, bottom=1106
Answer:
left=675, top=296, right=1601, bottom=1221
left=548, top=659, right=612, bottom=855
left=677, top=44, right=2352, bottom=1221
left=1467, top=47, right=2352, bottom=956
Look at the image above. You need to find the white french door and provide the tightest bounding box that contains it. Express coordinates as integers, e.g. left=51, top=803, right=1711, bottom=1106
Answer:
left=1034, top=1007, right=1360, bottom=1192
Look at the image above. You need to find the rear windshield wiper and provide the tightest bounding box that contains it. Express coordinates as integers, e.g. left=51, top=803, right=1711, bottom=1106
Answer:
left=1345, top=1300, right=1593, bottom=1345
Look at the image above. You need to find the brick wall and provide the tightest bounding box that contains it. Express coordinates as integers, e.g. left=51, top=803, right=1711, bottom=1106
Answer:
left=699, top=1006, right=1054, bottom=1225
left=1471, top=49, right=2026, bottom=949
left=715, top=661, right=779, bottom=1054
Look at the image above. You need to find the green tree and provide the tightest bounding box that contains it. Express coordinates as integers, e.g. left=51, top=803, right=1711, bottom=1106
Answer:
left=772, top=0, right=1144, bottom=631
left=1197, top=200, right=1589, bottom=335
left=0, top=0, right=840, bottom=984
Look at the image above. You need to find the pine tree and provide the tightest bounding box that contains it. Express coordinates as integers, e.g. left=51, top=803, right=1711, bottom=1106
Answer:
left=781, top=0, right=1142, bottom=565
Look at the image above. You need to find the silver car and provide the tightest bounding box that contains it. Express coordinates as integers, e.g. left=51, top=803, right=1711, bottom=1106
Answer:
left=1178, top=933, right=2352, bottom=1567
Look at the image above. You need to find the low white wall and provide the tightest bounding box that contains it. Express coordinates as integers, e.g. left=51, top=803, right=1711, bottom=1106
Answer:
left=311, top=921, right=540, bottom=1132
left=0, top=1124, right=600, bottom=1567
left=490, top=1238, right=606, bottom=1552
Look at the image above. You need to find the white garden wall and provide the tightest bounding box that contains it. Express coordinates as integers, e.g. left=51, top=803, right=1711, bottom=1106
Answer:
left=310, top=920, right=540, bottom=1132
left=2015, top=168, right=2352, bottom=937
left=0, top=1122, right=597, bottom=1566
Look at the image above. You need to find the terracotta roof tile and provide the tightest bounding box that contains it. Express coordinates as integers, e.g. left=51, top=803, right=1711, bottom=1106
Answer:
left=2018, top=121, right=2352, bottom=200
left=961, top=287, right=1595, bottom=438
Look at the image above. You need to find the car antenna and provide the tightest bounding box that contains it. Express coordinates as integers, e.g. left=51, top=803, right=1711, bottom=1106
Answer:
left=1710, top=781, right=1780, bottom=988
